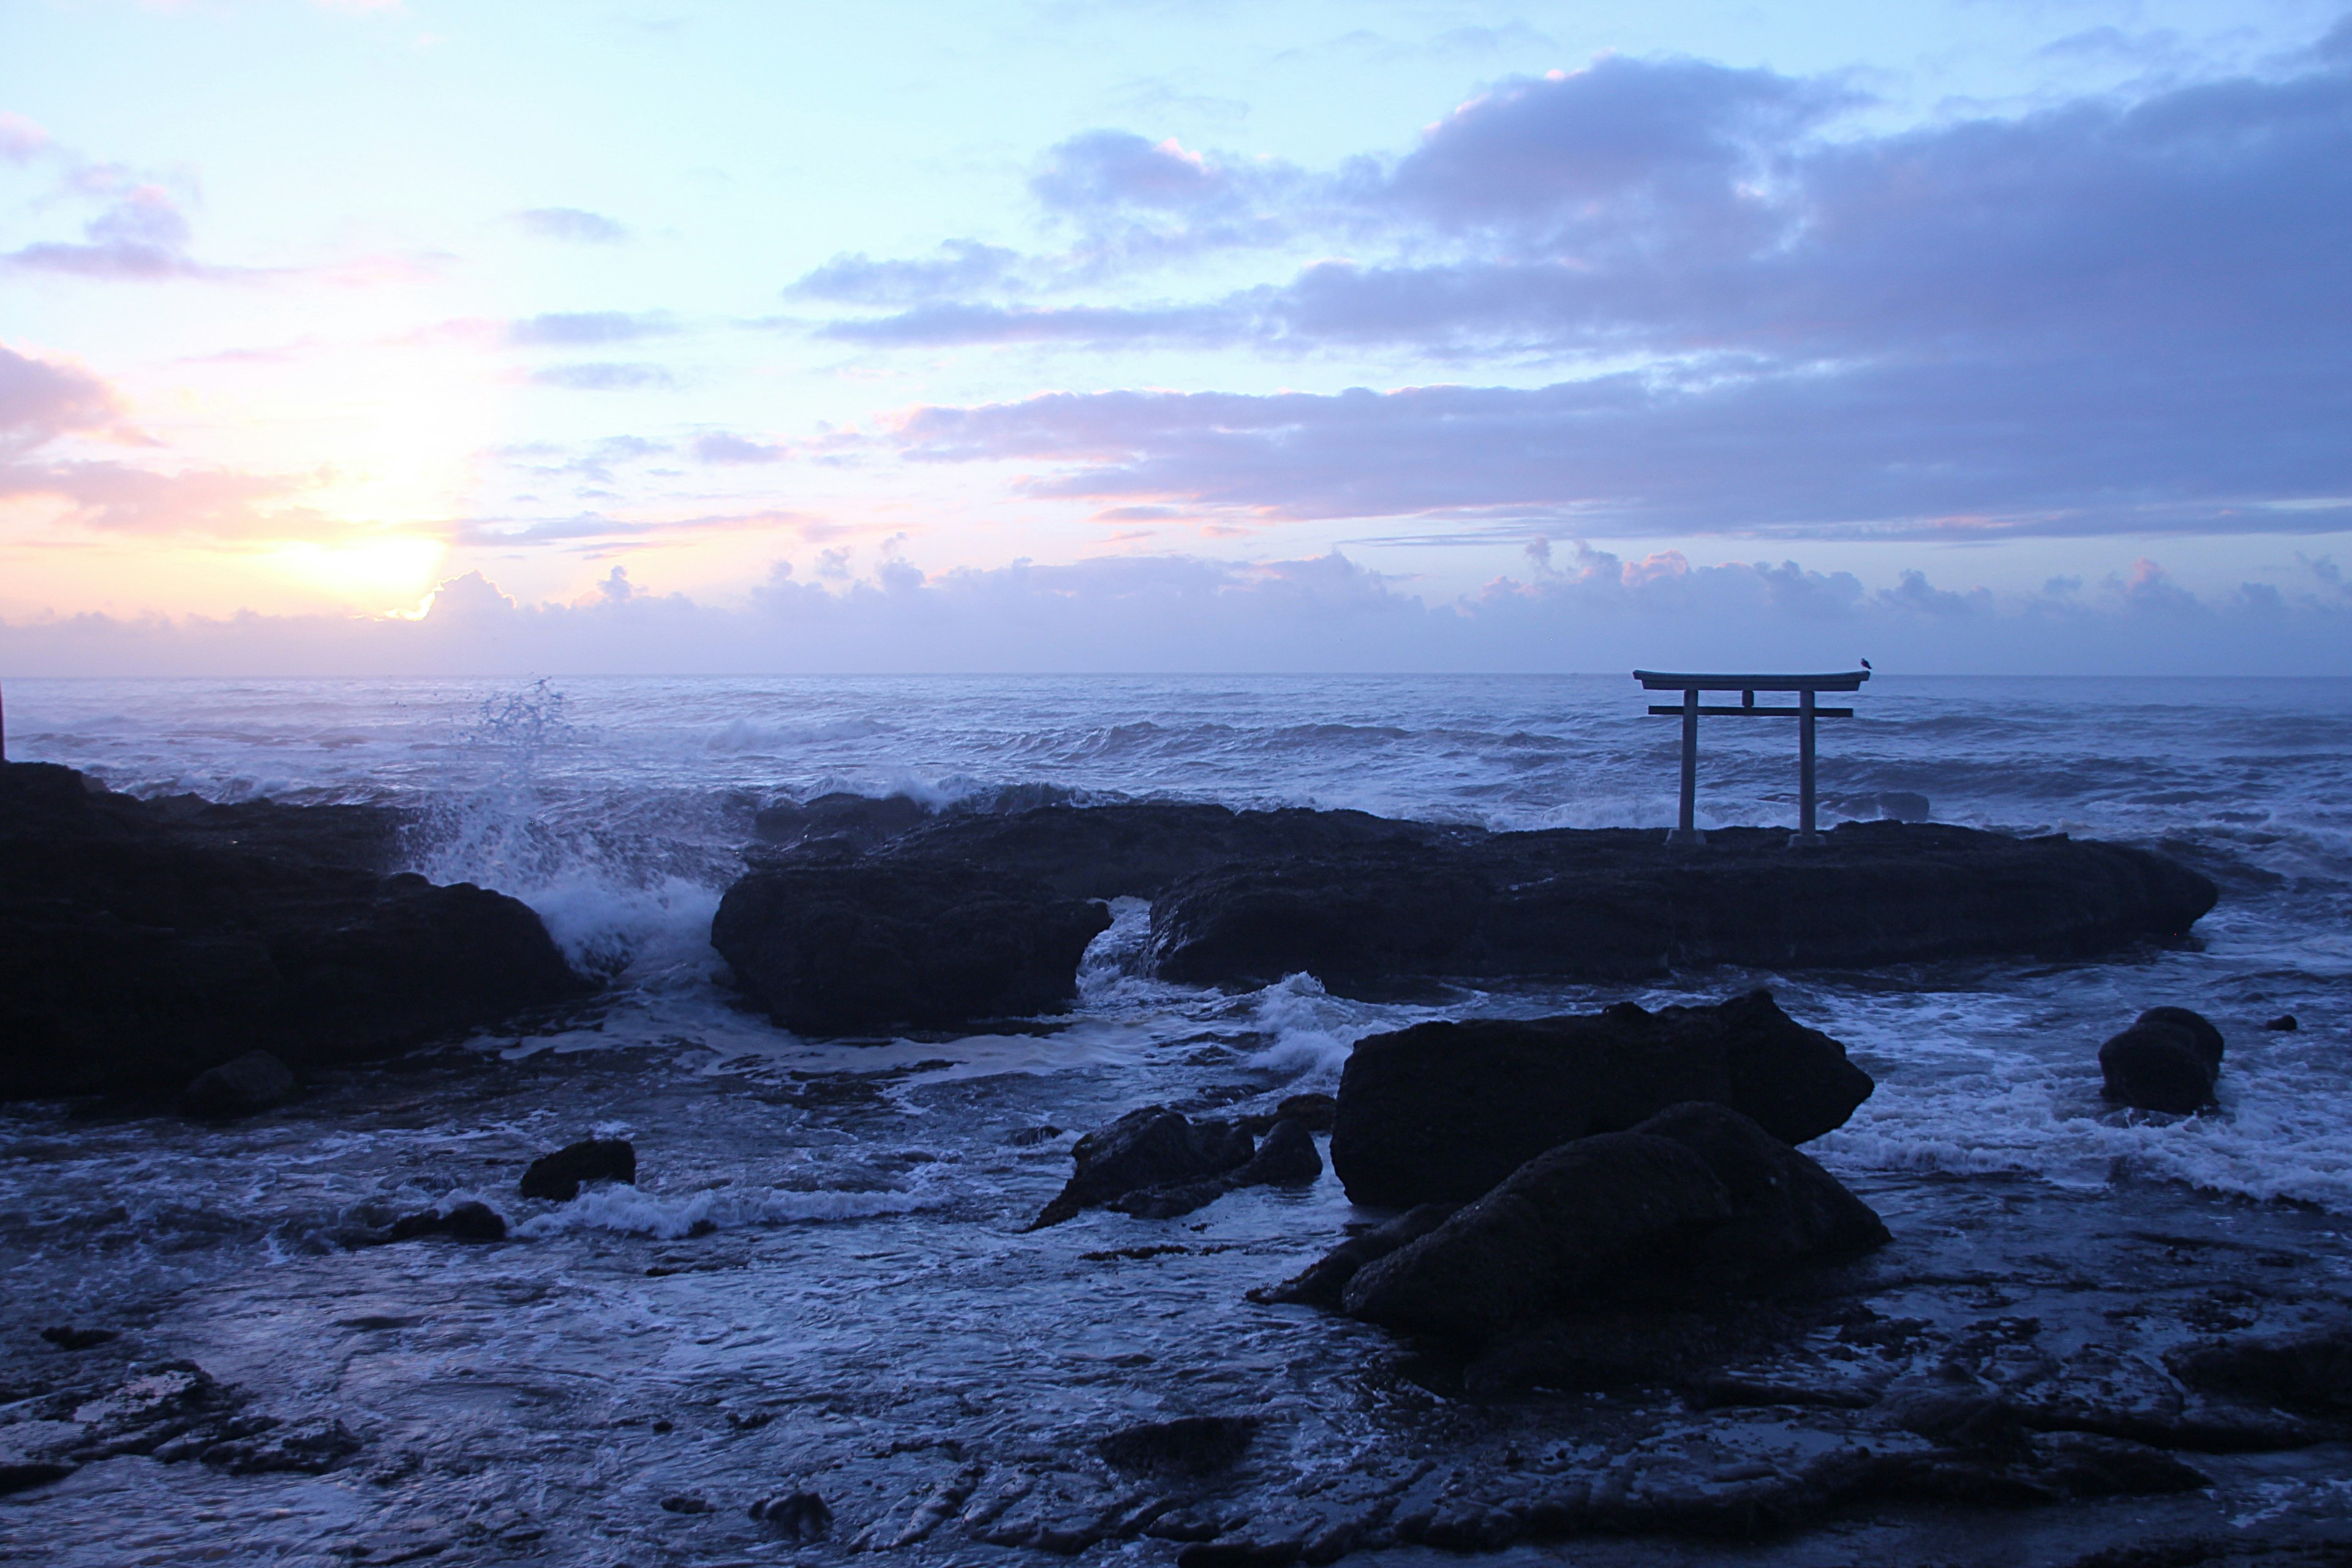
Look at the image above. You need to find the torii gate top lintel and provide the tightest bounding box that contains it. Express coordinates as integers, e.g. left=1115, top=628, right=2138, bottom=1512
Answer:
left=1634, top=669, right=1869, bottom=693
left=1634, top=668, right=1871, bottom=845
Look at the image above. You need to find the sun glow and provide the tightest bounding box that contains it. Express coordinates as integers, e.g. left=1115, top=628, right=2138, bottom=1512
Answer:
left=262, top=533, right=447, bottom=609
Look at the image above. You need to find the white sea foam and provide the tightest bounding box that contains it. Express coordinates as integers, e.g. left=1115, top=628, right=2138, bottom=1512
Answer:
left=513, top=1181, right=938, bottom=1240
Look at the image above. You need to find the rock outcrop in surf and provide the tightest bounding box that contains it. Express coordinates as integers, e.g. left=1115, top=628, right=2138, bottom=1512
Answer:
left=0, top=761, right=588, bottom=1101
left=711, top=801, right=2218, bottom=1036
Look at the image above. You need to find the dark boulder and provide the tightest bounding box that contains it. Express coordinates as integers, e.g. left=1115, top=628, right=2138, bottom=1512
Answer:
left=710, top=861, right=1110, bottom=1036
left=1341, top=1104, right=1888, bottom=1344
left=519, top=1137, right=636, bottom=1201
left=383, top=1201, right=508, bottom=1243
left=1030, top=1106, right=1254, bottom=1228
left=1330, top=990, right=1872, bottom=1208
left=1341, top=1131, right=1733, bottom=1343
left=2264, top=1014, right=2299, bottom=1033
left=0, top=763, right=589, bottom=1101
left=2100, top=1007, right=2225, bottom=1113
left=182, top=1050, right=296, bottom=1120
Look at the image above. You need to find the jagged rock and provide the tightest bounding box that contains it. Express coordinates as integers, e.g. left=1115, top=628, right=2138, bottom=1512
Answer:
left=0, top=762, right=589, bottom=1100
left=1031, top=1106, right=1254, bottom=1228
left=1240, top=1092, right=1338, bottom=1136
left=383, top=1200, right=507, bottom=1243
left=1248, top=1202, right=1461, bottom=1309
left=1341, top=1104, right=1888, bottom=1344
left=1330, top=991, right=1874, bottom=1207
left=182, top=1049, right=295, bottom=1120
left=2100, top=1006, right=2225, bottom=1112
left=710, top=861, right=1111, bottom=1035
left=519, top=1137, right=636, bottom=1201
left=1096, top=1415, right=1259, bottom=1477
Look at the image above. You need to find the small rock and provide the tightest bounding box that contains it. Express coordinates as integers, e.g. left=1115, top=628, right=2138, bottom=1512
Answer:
left=519, top=1137, right=636, bottom=1202
left=182, top=1050, right=296, bottom=1119
left=1096, top=1415, right=1259, bottom=1477
left=1011, top=1125, right=1063, bottom=1146
left=1030, top=1106, right=1254, bottom=1228
left=750, top=1490, right=832, bottom=1540
left=2263, top=1014, right=2299, bottom=1033
left=660, top=1493, right=712, bottom=1513
left=384, top=1200, right=507, bottom=1243
left=1230, top=1119, right=1322, bottom=1188
left=2100, top=1007, right=2224, bottom=1113
left=40, top=1326, right=118, bottom=1351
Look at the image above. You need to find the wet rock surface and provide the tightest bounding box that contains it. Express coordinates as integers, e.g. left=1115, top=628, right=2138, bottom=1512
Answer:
left=1332, top=990, right=1874, bottom=1206
left=713, top=802, right=2214, bottom=1035
left=0, top=763, right=590, bottom=1100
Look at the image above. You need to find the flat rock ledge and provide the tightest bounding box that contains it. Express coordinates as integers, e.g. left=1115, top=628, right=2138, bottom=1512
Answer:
left=711, top=801, right=2216, bottom=1035
left=0, top=762, right=590, bottom=1100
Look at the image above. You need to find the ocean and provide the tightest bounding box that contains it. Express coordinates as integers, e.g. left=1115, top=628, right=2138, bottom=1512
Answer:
left=4, top=672, right=2351, bottom=1564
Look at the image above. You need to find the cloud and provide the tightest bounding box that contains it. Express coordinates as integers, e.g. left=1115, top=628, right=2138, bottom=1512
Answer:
left=0, top=342, right=323, bottom=537
left=450, top=505, right=823, bottom=548
left=513, top=206, right=630, bottom=244
left=839, top=36, right=2352, bottom=539
left=888, top=349, right=2352, bottom=540
left=690, top=432, right=785, bottom=464
left=819, top=299, right=1240, bottom=347
left=789, top=240, right=1023, bottom=305
left=508, top=311, right=677, bottom=345
left=0, top=112, right=51, bottom=163
left=4, top=551, right=2346, bottom=677
left=0, top=342, right=123, bottom=456
left=6, top=186, right=225, bottom=281
left=530, top=362, right=677, bottom=391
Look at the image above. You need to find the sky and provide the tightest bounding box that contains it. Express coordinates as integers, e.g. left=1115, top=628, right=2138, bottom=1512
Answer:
left=2, top=0, right=2348, bottom=674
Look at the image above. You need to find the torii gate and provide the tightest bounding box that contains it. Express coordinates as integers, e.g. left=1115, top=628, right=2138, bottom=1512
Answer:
left=1635, top=668, right=1871, bottom=845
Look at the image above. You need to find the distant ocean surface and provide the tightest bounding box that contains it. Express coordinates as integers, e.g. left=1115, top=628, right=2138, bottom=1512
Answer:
left=10, top=671, right=2352, bottom=1213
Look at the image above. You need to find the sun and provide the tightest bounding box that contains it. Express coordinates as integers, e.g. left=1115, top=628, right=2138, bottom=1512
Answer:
left=262, top=533, right=448, bottom=611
